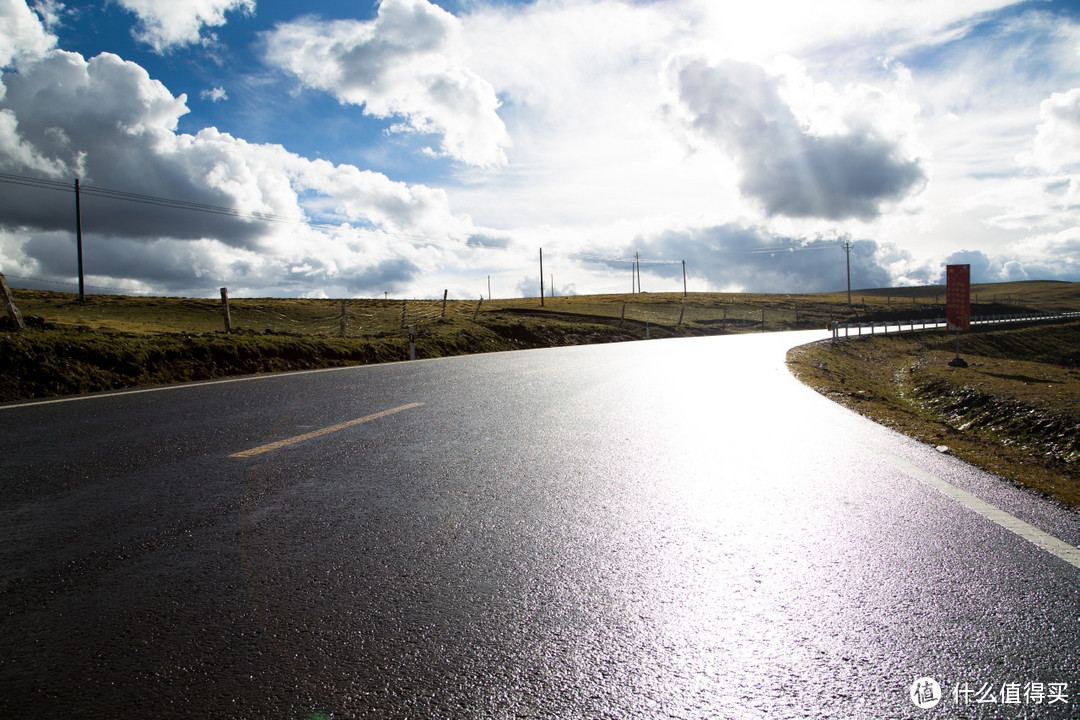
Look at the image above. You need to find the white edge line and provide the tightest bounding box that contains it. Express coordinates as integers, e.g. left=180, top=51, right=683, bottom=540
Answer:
left=866, top=444, right=1080, bottom=570
left=0, top=363, right=375, bottom=410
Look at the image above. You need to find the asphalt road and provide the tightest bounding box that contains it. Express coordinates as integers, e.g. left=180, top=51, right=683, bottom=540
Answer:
left=2, top=330, right=1079, bottom=719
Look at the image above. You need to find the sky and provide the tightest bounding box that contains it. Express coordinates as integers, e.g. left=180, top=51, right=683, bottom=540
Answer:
left=1, top=0, right=1079, bottom=299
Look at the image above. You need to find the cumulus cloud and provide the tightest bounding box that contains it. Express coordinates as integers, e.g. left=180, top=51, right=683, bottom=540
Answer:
left=0, top=4, right=499, bottom=297
left=263, top=0, right=509, bottom=167
left=115, top=0, right=255, bottom=53
left=978, top=87, right=1080, bottom=234
left=941, top=229, right=1080, bottom=285
left=5, top=0, right=1079, bottom=297
left=1027, top=88, right=1080, bottom=171
left=611, top=224, right=893, bottom=294
left=0, top=49, right=277, bottom=243
left=1, top=0, right=55, bottom=68
left=664, top=54, right=927, bottom=221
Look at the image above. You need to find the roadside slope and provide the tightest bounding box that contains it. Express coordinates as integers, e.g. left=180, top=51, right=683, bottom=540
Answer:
left=787, top=321, right=1080, bottom=508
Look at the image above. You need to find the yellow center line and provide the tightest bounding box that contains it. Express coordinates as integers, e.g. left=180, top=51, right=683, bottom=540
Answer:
left=229, top=402, right=424, bottom=458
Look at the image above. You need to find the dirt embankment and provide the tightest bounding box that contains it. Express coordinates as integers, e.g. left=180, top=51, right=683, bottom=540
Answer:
left=787, top=321, right=1080, bottom=508
left=0, top=311, right=653, bottom=402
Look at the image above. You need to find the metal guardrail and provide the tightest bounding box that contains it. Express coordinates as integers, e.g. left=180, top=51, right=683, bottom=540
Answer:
left=829, top=311, right=1080, bottom=339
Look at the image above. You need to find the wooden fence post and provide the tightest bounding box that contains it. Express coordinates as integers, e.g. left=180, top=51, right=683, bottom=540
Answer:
left=441, top=289, right=448, bottom=319
left=473, top=297, right=483, bottom=322
left=0, top=273, right=25, bottom=330
left=220, top=287, right=232, bottom=333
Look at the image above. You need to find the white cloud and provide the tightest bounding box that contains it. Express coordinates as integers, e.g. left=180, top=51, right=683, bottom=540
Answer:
left=0, top=36, right=465, bottom=241
left=0, top=0, right=55, bottom=69
left=0, top=9, right=500, bottom=297
left=456, top=0, right=715, bottom=228
left=0, top=107, right=69, bottom=175
left=1007, top=227, right=1080, bottom=280
left=200, top=86, right=228, bottom=103
left=678, top=0, right=1019, bottom=63
left=944, top=228, right=1080, bottom=283
left=4, top=0, right=1080, bottom=297
left=29, top=0, right=64, bottom=33
left=451, top=0, right=1079, bottom=289
left=1027, top=88, right=1080, bottom=172
left=116, top=0, right=255, bottom=53
left=663, top=53, right=927, bottom=221
left=263, top=0, right=509, bottom=167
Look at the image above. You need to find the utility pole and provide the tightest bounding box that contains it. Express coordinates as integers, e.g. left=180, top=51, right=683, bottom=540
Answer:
left=75, top=178, right=85, bottom=303
left=842, top=239, right=853, bottom=305
left=539, top=248, right=544, bottom=307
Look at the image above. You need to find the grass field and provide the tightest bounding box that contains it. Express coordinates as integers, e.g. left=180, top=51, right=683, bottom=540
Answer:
left=5, top=288, right=855, bottom=336
left=7, top=279, right=1078, bottom=337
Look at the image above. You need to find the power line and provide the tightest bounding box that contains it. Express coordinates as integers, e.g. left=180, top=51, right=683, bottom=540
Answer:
left=0, top=171, right=489, bottom=249
left=578, top=254, right=683, bottom=265
left=2, top=273, right=203, bottom=295
left=579, top=241, right=841, bottom=264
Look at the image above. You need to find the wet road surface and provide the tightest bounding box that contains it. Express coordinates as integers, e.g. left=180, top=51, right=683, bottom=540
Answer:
left=2, top=330, right=1079, bottom=719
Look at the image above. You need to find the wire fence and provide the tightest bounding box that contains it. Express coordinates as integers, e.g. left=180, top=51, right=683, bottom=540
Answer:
left=4, top=283, right=850, bottom=339
left=7, top=275, right=1073, bottom=342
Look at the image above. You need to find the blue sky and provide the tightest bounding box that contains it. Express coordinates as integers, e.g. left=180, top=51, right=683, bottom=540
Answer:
left=1, top=0, right=1079, bottom=298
